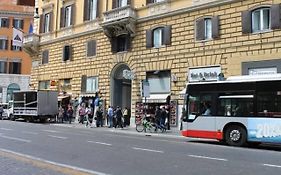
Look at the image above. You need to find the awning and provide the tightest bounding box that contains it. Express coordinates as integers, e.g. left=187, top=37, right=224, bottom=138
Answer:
left=142, top=94, right=169, bottom=103
left=58, top=95, right=70, bottom=101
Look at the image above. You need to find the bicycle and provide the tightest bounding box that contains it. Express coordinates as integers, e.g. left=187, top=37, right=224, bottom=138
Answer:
left=136, top=116, right=166, bottom=133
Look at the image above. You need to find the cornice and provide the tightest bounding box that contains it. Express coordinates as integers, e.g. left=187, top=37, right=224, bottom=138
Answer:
left=0, top=10, right=33, bottom=17
left=138, top=0, right=242, bottom=23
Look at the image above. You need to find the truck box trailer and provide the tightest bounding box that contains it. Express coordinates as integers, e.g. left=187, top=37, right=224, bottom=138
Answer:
left=12, top=90, right=58, bottom=122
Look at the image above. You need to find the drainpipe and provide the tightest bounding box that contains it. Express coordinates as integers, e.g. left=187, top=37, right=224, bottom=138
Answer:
left=55, top=0, right=59, bottom=38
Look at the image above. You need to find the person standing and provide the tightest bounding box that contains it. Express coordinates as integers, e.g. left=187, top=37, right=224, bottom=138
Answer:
left=85, top=105, right=92, bottom=127
left=0, top=105, right=3, bottom=120
left=154, top=106, right=161, bottom=129
left=67, top=105, right=74, bottom=124
left=122, top=107, right=129, bottom=127
left=107, top=106, right=114, bottom=128
left=78, top=103, right=86, bottom=124
left=93, top=92, right=100, bottom=121
left=115, top=106, right=123, bottom=129
left=160, top=106, right=167, bottom=129
left=96, top=108, right=103, bottom=127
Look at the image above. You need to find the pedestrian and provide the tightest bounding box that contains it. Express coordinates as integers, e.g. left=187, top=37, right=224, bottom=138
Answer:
left=0, top=105, right=3, bottom=120
left=154, top=106, right=161, bottom=129
left=67, top=105, right=73, bottom=124
left=160, top=106, right=167, bottom=130
left=122, top=107, right=129, bottom=127
left=78, top=103, right=86, bottom=124
left=115, top=106, right=123, bottom=129
left=93, top=92, right=100, bottom=121
left=85, top=105, right=92, bottom=127
left=107, top=106, right=114, bottom=128
left=96, top=108, right=103, bottom=127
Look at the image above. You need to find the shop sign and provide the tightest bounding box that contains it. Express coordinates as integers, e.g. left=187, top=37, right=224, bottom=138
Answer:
left=141, top=80, right=150, bottom=98
left=188, top=66, right=221, bottom=82
left=248, top=67, right=277, bottom=75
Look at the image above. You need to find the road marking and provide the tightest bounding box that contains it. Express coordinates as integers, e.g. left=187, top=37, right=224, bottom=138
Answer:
left=48, top=135, right=68, bottom=140
left=263, top=164, right=281, bottom=168
left=0, top=148, right=109, bottom=175
left=22, top=131, right=38, bottom=135
left=188, top=154, right=228, bottom=161
left=0, top=135, right=31, bottom=143
left=42, top=130, right=59, bottom=133
left=0, top=128, right=13, bottom=131
left=132, top=147, right=164, bottom=153
left=87, top=141, right=112, bottom=146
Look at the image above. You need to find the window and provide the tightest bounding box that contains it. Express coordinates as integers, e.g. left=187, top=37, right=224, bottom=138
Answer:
left=147, top=0, right=165, bottom=5
left=63, top=45, right=72, bottom=61
left=9, top=62, right=21, bottom=74
left=0, top=18, right=9, bottom=28
left=146, top=25, right=171, bottom=48
left=252, top=8, right=270, bottom=32
left=153, top=27, right=164, bottom=48
left=257, top=91, right=281, bottom=117
left=39, top=12, right=53, bottom=33
left=84, top=0, right=98, bottom=21
left=187, top=93, right=213, bottom=119
left=86, top=40, right=96, bottom=57
left=59, top=79, right=72, bottom=92
left=42, top=50, right=49, bottom=64
left=13, top=19, right=23, bottom=29
left=60, top=5, right=75, bottom=28
left=44, top=13, right=50, bottom=33
left=11, top=40, right=22, bottom=51
left=146, top=71, right=170, bottom=94
left=196, top=16, right=219, bottom=41
left=111, top=35, right=131, bottom=53
left=112, top=0, right=129, bottom=9
left=39, top=81, right=50, bottom=90
left=0, top=60, right=7, bottom=73
left=86, top=77, right=98, bottom=92
left=0, top=39, right=8, bottom=50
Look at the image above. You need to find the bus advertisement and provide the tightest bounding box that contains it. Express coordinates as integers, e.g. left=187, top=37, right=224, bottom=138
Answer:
left=181, top=74, right=281, bottom=146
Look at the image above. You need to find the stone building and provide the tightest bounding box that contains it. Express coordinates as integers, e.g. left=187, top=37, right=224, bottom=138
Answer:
left=24, top=0, right=281, bottom=127
left=0, top=0, right=34, bottom=103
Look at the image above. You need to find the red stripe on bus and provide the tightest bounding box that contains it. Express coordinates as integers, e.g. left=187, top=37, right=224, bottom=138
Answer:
left=181, top=130, right=223, bottom=140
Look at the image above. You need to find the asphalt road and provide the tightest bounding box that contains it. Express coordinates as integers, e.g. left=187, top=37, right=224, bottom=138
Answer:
left=1, top=120, right=281, bottom=175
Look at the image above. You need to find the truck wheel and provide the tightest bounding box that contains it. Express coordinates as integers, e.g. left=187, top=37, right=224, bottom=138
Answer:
left=225, top=125, right=247, bottom=147
left=10, top=115, right=15, bottom=121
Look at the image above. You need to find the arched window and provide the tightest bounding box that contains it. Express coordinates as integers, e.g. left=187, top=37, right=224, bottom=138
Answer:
left=252, top=7, right=270, bottom=32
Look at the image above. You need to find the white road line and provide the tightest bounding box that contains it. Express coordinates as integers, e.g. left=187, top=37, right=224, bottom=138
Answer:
left=0, top=135, right=31, bottom=143
left=87, top=141, right=112, bottom=146
left=48, top=135, right=68, bottom=140
left=0, top=148, right=109, bottom=175
left=42, top=130, right=59, bottom=133
left=132, top=147, right=164, bottom=153
left=263, top=164, right=281, bottom=168
left=22, top=131, right=38, bottom=135
left=188, top=154, right=228, bottom=161
left=0, top=128, right=13, bottom=131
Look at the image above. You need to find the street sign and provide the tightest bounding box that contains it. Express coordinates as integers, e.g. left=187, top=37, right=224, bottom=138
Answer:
left=141, top=80, right=150, bottom=97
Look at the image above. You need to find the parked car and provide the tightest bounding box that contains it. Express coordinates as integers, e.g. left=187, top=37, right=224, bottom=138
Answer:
left=1, top=102, right=13, bottom=120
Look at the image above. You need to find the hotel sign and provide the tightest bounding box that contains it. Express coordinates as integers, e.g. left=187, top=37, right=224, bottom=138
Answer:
left=188, top=66, right=221, bottom=82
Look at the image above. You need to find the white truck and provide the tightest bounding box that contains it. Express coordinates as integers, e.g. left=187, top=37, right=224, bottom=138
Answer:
left=12, top=90, right=58, bottom=122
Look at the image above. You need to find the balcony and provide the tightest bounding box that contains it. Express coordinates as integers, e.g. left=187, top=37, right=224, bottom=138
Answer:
left=23, top=34, right=39, bottom=55
left=102, top=5, right=137, bottom=37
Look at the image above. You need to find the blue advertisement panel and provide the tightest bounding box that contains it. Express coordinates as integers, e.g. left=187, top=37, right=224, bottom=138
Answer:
left=248, top=118, right=281, bottom=143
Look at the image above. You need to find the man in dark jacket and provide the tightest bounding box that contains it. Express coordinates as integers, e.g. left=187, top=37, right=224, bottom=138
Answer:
left=115, top=106, right=123, bottom=129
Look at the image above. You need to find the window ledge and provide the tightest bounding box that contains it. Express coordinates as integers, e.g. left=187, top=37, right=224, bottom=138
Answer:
left=147, top=0, right=170, bottom=7
left=251, top=29, right=272, bottom=35
left=116, top=51, right=129, bottom=54
left=153, top=45, right=166, bottom=49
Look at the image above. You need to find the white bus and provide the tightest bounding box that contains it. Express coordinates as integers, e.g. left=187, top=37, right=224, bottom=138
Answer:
left=181, top=74, right=281, bottom=146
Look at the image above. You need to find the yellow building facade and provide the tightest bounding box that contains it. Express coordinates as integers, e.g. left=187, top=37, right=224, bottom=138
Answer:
left=24, top=0, right=281, bottom=127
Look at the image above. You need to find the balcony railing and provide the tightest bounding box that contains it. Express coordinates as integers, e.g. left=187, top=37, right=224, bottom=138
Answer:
left=23, top=33, right=40, bottom=55
left=103, top=5, right=136, bottom=23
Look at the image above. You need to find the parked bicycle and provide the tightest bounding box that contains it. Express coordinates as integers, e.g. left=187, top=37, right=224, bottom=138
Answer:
left=136, top=116, right=166, bottom=133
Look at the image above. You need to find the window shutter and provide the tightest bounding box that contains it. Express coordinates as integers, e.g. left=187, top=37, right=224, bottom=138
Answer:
left=60, top=7, right=65, bottom=28
left=271, top=4, right=281, bottom=29
left=87, top=40, right=96, bottom=57
left=127, top=0, right=131, bottom=5
left=96, top=0, right=100, bottom=17
left=146, top=0, right=151, bottom=5
left=84, top=0, right=89, bottom=21
left=163, top=25, right=172, bottom=45
left=12, top=19, right=15, bottom=28
left=42, top=50, right=49, bottom=64
left=5, top=18, right=9, bottom=28
left=196, top=18, right=205, bottom=41
left=20, top=20, right=24, bottom=29
left=125, top=35, right=132, bottom=51
left=49, top=12, right=53, bottom=32
left=39, top=15, right=44, bottom=33
left=81, top=75, right=87, bottom=93
left=68, top=45, right=72, bottom=60
left=212, top=16, right=220, bottom=39
left=242, top=11, right=251, bottom=34
left=111, top=37, right=117, bottom=53
left=92, top=40, right=96, bottom=56
left=146, top=29, right=153, bottom=48
left=9, top=62, right=12, bottom=74
left=5, top=40, right=8, bottom=50
left=4, top=62, right=7, bottom=73
left=63, top=45, right=71, bottom=61
left=70, top=4, right=75, bottom=26
left=112, top=0, right=116, bottom=9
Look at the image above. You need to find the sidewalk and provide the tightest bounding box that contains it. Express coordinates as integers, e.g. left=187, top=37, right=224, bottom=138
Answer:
left=52, top=121, right=185, bottom=139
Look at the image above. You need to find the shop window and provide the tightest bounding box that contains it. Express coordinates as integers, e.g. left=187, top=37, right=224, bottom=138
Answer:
left=13, top=19, right=24, bottom=29
left=112, top=0, right=130, bottom=9
left=39, top=80, right=50, bottom=90
left=84, top=0, right=99, bottom=21
left=257, top=91, right=281, bottom=117
left=146, top=25, right=171, bottom=48
left=0, top=18, right=9, bottom=28
left=0, top=60, right=7, bottom=73
left=242, top=5, right=281, bottom=34
left=146, top=71, right=170, bottom=94
left=0, top=39, right=8, bottom=50
left=86, top=40, right=96, bottom=57
left=9, top=62, right=21, bottom=74
left=196, top=16, right=219, bottom=41
left=86, top=76, right=98, bottom=93
left=60, top=4, right=75, bottom=28
left=62, top=45, right=72, bottom=61
left=42, top=50, right=49, bottom=64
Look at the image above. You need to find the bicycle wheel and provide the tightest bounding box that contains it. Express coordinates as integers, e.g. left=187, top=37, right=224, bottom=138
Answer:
left=136, top=124, right=144, bottom=132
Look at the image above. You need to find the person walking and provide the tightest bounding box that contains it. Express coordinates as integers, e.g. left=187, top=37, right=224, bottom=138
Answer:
left=85, top=105, right=92, bottom=127
left=96, top=108, right=103, bottom=127
left=78, top=103, right=86, bottom=124
left=160, top=106, right=167, bottom=130
left=93, top=92, right=100, bottom=121
left=154, top=106, right=161, bottom=129
left=115, top=106, right=123, bottom=129
left=122, top=107, right=129, bottom=127
left=66, top=105, right=73, bottom=124
left=107, top=106, right=114, bottom=128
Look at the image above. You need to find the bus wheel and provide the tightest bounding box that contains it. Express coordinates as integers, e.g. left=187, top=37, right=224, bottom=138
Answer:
left=225, top=125, right=246, bottom=147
